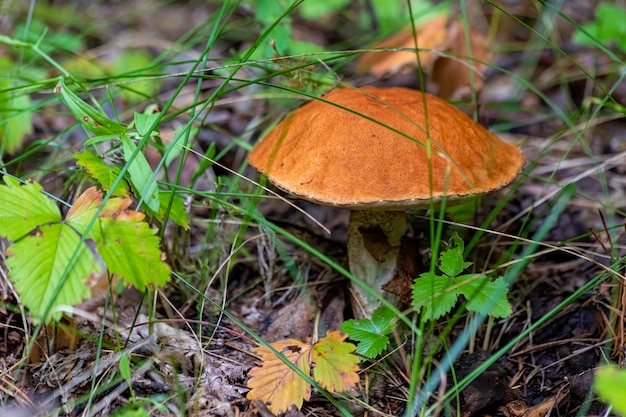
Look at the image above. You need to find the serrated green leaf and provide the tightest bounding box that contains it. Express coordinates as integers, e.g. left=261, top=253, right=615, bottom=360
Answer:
left=92, top=217, right=170, bottom=289
left=341, top=306, right=394, bottom=358
left=0, top=177, right=61, bottom=241
left=6, top=223, right=101, bottom=323
left=55, top=78, right=126, bottom=136
left=65, top=187, right=170, bottom=290
left=438, top=235, right=471, bottom=277
left=458, top=275, right=512, bottom=318
left=412, top=272, right=458, bottom=321
left=75, top=150, right=130, bottom=197
left=120, top=134, right=160, bottom=213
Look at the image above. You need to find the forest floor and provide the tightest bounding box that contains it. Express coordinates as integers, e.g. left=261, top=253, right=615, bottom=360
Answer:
left=1, top=0, right=625, bottom=416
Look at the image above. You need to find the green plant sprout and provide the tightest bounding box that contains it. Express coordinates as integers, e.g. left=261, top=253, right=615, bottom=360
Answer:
left=341, top=306, right=396, bottom=358
left=412, top=234, right=511, bottom=322
left=573, top=3, right=626, bottom=53
left=342, top=235, right=511, bottom=359
left=55, top=78, right=189, bottom=229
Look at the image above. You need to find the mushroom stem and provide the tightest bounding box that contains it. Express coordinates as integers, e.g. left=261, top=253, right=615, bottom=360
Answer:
left=347, top=210, right=407, bottom=318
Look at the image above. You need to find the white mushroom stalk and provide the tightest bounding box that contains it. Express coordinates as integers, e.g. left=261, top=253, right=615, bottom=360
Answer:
left=347, top=210, right=407, bottom=318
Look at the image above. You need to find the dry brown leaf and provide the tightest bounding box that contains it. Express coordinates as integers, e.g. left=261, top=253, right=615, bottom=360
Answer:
left=356, top=14, right=450, bottom=77
left=431, top=19, right=492, bottom=99
left=357, top=14, right=492, bottom=98
left=246, top=339, right=313, bottom=415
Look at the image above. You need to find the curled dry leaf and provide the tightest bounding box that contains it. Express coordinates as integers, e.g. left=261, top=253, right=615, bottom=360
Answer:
left=356, top=14, right=492, bottom=98
left=431, top=19, right=493, bottom=99
left=356, top=14, right=449, bottom=77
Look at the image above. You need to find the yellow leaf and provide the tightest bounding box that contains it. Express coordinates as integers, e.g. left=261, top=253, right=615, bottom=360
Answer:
left=246, top=339, right=312, bottom=415
left=311, top=331, right=360, bottom=393
left=65, top=187, right=145, bottom=228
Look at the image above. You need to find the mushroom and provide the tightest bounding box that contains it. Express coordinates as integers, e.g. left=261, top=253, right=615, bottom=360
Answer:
left=248, top=86, right=524, bottom=318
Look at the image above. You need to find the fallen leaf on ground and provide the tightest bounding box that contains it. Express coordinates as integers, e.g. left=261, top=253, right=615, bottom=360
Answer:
left=247, top=332, right=360, bottom=414
left=311, top=331, right=360, bottom=392
left=356, top=14, right=492, bottom=98
left=247, top=339, right=313, bottom=415
left=356, top=14, right=450, bottom=77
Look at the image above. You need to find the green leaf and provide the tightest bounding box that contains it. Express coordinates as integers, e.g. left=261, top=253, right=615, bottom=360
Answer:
left=0, top=177, right=61, bottom=241
left=573, top=4, right=626, bottom=52
left=110, top=50, right=159, bottom=103
left=311, top=331, right=360, bottom=393
left=6, top=223, right=101, bottom=323
left=75, top=150, right=130, bottom=197
left=119, top=353, right=131, bottom=381
left=133, top=111, right=159, bottom=137
left=55, top=78, right=127, bottom=136
left=65, top=187, right=170, bottom=290
left=458, top=275, right=512, bottom=318
left=412, top=272, right=458, bottom=321
left=154, top=191, right=189, bottom=230
left=298, top=0, right=350, bottom=20
left=341, top=306, right=395, bottom=358
left=120, top=134, right=160, bottom=213
left=595, top=366, right=626, bottom=416
left=438, top=235, right=471, bottom=277
left=0, top=79, right=32, bottom=154
left=92, top=217, right=170, bottom=289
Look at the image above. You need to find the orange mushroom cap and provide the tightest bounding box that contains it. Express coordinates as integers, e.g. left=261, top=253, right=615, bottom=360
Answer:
left=249, top=86, right=524, bottom=209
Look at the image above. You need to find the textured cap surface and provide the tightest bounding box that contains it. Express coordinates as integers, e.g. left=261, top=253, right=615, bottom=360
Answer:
left=249, top=86, right=524, bottom=209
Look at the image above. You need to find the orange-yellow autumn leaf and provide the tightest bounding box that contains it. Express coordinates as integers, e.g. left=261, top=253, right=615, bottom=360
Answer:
left=246, top=339, right=313, bottom=415
left=311, top=331, right=360, bottom=392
